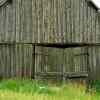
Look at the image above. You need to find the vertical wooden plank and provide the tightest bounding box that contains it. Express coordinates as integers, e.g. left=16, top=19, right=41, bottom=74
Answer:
left=70, top=0, right=72, bottom=42
left=54, top=0, right=58, bottom=42
left=74, top=0, right=80, bottom=42
left=71, top=0, right=74, bottom=42
left=15, top=0, right=21, bottom=42
left=1, top=7, right=6, bottom=42
left=32, top=0, right=37, bottom=43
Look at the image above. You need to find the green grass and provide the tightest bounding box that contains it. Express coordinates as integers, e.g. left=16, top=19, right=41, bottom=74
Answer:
left=0, top=79, right=99, bottom=100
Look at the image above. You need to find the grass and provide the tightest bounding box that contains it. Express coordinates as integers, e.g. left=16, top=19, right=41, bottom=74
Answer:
left=0, top=79, right=99, bottom=100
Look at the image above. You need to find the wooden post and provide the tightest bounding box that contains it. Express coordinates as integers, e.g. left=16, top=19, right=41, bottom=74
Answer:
left=86, top=47, right=91, bottom=91
left=32, top=44, right=35, bottom=79
left=63, top=49, right=66, bottom=82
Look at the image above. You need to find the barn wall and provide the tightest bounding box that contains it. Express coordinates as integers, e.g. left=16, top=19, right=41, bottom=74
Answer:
left=0, top=44, right=33, bottom=78
left=0, top=0, right=99, bottom=79
left=0, top=0, right=99, bottom=43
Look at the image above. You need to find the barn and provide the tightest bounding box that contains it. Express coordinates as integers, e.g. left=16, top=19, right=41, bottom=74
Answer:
left=0, top=0, right=100, bottom=80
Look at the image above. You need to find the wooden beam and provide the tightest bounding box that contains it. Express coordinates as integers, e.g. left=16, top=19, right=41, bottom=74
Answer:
left=0, top=42, right=100, bottom=48
left=35, top=72, right=88, bottom=79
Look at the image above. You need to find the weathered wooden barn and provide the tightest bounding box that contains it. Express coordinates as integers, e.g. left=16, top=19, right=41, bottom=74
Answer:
left=0, top=0, right=100, bottom=80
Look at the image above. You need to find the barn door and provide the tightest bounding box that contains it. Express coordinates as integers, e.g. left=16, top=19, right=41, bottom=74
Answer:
left=34, top=46, right=89, bottom=80
left=34, top=46, right=64, bottom=79
left=64, top=47, right=89, bottom=77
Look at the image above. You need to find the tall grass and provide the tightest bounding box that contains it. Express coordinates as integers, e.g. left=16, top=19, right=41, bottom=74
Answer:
left=0, top=79, right=99, bottom=100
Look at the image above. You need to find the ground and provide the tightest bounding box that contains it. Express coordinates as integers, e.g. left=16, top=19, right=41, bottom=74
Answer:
left=0, top=79, right=99, bottom=100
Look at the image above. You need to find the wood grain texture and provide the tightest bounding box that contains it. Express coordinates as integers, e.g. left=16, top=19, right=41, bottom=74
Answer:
left=0, top=0, right=99, bottom=43
left=0, top=0, right=99, bottom=79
